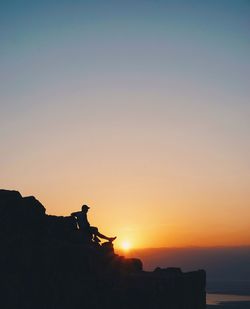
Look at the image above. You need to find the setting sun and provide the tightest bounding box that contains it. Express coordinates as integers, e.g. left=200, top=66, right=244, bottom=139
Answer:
left=121, top=241, right=131, bottom=251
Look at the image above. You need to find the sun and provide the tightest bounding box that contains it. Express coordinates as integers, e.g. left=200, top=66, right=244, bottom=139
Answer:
left=121, top=240, right=131, bottom=251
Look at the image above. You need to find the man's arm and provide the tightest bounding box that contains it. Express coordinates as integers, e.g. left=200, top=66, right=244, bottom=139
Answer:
left=71, top=211, right=79, bottom=216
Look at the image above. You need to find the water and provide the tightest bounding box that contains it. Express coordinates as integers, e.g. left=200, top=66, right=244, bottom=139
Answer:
left=207, top=293, right=250, bottom=307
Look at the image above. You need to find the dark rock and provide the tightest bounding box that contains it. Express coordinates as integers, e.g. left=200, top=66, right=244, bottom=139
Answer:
left=122, top=258, right=143, bottom=273
left=154, top=266, right=182, bottom=276
left=0, top=189, right=206, bottom=309
left=0, top=189, right=22, bottom=200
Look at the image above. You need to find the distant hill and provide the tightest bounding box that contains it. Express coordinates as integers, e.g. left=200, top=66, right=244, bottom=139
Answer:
left=123, top=246, right=250, bottom=295
left=124, top=246, right=250, bottom=280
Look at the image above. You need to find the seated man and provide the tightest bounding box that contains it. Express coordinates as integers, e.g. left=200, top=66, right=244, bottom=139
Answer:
left=71, top=204, right=116, bottom=243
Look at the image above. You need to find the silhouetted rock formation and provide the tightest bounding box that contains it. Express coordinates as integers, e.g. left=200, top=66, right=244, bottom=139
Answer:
left=0, top=189, right=206, bottom=309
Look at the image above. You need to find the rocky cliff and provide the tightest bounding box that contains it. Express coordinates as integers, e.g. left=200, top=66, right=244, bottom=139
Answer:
left=0, top=189, right=206, bottom=309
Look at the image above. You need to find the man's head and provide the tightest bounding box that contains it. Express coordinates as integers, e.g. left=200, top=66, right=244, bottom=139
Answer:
left=81, top=204, right=90, bottom=212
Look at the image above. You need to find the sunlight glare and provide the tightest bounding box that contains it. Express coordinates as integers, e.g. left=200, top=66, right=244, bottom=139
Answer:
left=121, top=241, right=131, bottom=251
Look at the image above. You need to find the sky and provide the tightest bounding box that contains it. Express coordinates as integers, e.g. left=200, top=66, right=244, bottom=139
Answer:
left=1, top=0, right=250, bottom=249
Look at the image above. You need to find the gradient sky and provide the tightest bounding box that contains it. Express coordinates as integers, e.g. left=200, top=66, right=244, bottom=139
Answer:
left=1, top=0, right=250, bottom=249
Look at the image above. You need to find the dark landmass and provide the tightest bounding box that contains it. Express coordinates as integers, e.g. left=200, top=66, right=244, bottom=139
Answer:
left=126, top=247, right=250, bottom=296
left=0, top=189, right=205, bottom=309
left=127, top=247, right=250, bottom=280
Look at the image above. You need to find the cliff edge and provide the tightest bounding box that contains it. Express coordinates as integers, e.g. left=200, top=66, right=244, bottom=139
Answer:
left=0, top=189, right=206, bottom=309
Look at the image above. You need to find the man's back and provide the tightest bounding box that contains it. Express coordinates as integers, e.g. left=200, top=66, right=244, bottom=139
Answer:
left=71, top=211, right=90, bottom=230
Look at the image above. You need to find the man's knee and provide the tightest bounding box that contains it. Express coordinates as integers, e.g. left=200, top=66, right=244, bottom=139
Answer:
left=90, top=226, right=98, bottom=234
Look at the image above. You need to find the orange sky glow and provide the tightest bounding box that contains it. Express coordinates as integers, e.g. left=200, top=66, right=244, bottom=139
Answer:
left=1, top=1, right=250, bottom=249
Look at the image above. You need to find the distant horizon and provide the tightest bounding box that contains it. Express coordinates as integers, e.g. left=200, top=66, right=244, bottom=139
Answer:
left=117, top=244, right=250, bottom=250
left=117, top=246, right=250, bottom=284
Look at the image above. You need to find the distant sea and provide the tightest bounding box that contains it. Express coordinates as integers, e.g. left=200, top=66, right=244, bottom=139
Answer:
left=207, top=293, right=250, bottom=308
left=206, top=280, right=250, bottom=308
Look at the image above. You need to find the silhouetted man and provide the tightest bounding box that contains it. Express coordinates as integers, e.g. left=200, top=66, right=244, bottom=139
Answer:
left=71, top=205, right=116, bottom=243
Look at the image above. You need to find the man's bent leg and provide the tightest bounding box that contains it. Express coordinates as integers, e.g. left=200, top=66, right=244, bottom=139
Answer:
left=90, top=226, right=116, bottom=242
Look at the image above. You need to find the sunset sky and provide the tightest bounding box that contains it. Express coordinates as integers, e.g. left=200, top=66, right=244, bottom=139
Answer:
left=1, top=0, right=250, bottom=249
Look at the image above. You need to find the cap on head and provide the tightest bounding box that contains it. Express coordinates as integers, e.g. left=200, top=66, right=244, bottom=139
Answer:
left=81, top=204, right=90, bottom=211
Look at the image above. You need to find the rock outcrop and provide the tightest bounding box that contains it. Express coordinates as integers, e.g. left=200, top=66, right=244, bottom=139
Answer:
left=0, top=189, right=206, bottom=309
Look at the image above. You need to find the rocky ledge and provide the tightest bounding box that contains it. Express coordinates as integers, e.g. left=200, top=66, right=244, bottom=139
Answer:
left=0, top=189, right=206, bottom=309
